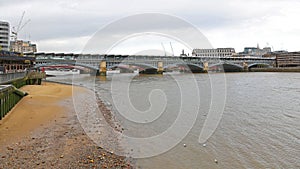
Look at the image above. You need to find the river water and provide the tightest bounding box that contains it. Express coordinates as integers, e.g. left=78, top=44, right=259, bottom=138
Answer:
left=48, top=72, right=300, bottom=169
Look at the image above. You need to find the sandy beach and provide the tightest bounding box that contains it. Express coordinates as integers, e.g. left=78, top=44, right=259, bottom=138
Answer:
left=0, top=82, right=132, bottom=168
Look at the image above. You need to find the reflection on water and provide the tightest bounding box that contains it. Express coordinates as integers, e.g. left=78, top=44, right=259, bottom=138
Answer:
left=47, top=72, right=300, bottom=169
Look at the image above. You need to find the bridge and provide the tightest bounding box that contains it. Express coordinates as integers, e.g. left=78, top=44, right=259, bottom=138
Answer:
left=29, top=53, right=276, bottom=75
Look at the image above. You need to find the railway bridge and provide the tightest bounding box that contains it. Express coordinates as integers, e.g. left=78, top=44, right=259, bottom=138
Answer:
left=31, top=53, right=276, bottom=75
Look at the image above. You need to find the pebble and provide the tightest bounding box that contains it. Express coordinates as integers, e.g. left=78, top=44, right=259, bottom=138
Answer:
left=214, top=159, right=218, bottom=164
left=0, top=95, right=133, bottom=169
left=7, top=147, right=14, bottom=151
left=183, top=144, right=187, bottom=147
left=202, top=143, right=206, bottom=147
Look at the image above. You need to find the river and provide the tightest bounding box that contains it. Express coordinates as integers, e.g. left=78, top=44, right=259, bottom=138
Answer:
left=48, top=72, right=300, bottom=169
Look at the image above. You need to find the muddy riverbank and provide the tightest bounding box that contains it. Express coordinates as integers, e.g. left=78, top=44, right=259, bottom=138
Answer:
left=0, top=82, right=133, bottom=168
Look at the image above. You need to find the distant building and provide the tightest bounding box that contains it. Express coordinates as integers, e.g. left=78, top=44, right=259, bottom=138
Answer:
left=263, top=50, right=288, bottom=58
left=275, top=52, right=300, bottom=67
left=0, top=51, right=35, bottom=73
left=192, top=48, right=236, bottom=58
left=180, top=49, right=188, bottom=57
left=239, top=45, right=272, bottom=57
left=10, top=40, right=37, bottom=53
left=0, top=21, right=10, bottom=51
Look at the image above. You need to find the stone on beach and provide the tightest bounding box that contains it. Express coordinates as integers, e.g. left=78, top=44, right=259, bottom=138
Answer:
left=214, top=159, right=218, bottom=164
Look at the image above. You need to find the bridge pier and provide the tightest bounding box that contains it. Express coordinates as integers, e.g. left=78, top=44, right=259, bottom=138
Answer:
left=157, top=61, right=164, bottom=74
left=243, top=62, right=249, bottom=72
left=203, top=62, right=209, bottom=72
left=98, top=61, right=107, bottom=76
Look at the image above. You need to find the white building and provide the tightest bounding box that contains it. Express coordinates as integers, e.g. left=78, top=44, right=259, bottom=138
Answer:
left=192, top=48, right=236, bottom=58
left=0, top=21, right=10, bottom=51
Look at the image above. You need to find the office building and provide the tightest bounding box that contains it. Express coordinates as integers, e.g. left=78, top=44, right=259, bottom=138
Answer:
left=0, top=21, right=10, bottom=51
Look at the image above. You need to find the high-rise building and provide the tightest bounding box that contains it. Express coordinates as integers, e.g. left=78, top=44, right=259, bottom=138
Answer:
left=0, top=21, right=10, bottom=51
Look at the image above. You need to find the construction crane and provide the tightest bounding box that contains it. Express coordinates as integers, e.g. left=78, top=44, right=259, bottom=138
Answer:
left=161, top=42, right=167, bottom=56
left=170, top=42, right=174, bottom=56
left=11, top=11, right=31, bottom=41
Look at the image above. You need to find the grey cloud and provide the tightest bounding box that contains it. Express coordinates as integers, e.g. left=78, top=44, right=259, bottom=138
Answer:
left=0, top=0, right=299, bottom=52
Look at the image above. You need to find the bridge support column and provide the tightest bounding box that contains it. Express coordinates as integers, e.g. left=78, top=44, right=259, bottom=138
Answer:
left=203, top=62, right=209, bottom=72
left=98, top=61, right=107, bottom=76
left=157, top=61, right=164, bottom=74
left=243, top=62, right=248, bottom=72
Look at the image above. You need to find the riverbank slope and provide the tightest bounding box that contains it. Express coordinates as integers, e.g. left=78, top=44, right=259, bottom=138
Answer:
left=0, top=82, right=132, bottom=168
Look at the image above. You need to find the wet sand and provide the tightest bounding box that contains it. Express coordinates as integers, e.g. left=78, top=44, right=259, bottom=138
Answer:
left=0, top=82, right=132, bottom=168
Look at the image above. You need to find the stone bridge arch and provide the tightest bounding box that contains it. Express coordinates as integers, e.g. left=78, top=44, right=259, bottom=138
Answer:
left=164, top=63, right=205, bottom=73
left=35, top=62, right=99, bottom=72
left=248, top=63, right=271, bottom=69
left=108, top=63, right=160, bottom=74
left=209, top=62, right=244, bottom=72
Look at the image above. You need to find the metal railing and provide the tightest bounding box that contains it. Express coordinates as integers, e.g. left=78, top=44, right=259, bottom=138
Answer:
left=0, top=72, right=27, bottom=84
left=0, top=85, right=27, bottom=120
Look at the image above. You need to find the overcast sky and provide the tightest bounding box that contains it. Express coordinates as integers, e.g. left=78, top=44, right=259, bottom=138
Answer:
left=1, top=0, right=299, bottom=55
